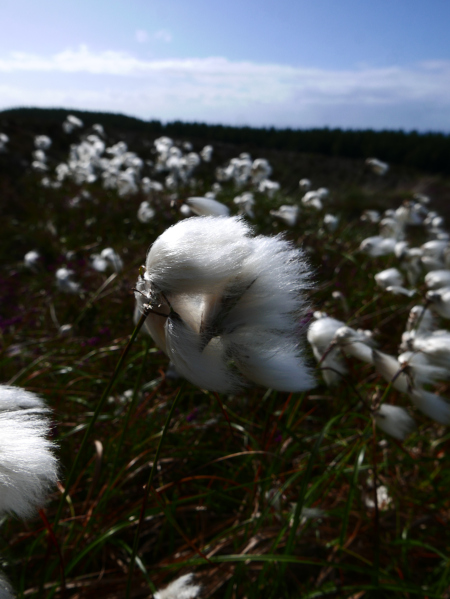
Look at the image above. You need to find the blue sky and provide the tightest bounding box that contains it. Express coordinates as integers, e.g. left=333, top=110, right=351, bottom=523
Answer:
left=1, top=0, right=450, bottom=131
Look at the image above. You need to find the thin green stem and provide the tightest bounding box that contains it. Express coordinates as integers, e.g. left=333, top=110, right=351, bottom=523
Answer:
left=53, top=311, right=149, bottom=531
left=111, top=340, right=150, bottom=478
left=125, top=382, right=185, bottom=599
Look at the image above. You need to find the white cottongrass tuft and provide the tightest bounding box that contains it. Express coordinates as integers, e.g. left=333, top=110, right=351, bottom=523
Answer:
left=55, top=268, right=81, bottom=294
left=307, top=316, right=347, bottom=386
left=137, top=200, right=156, bottom=223
left=323, top=213, right=339, bottom=232
left=24, top=250, right=40, bottom=269
left=426, top=287, right=450, bottom=319
left=365, top=157, right=389, bottom=176
left=374, top=268, right=404, bottom=290
left=187, top=196, right=230, bottom=217
left=409, top=389, right=450, bottom=425
left=424, top=269, right=450, bottom=290
left=135, top=216, right=314, bottom=393
left=0, top=574, right=13, bottom=599
left=270, top=205, right=299, bottom=227
left=372, top=350, right=411, bottom=393
left=333, top=326, right=375, bottom=364
left=359, top=236, right=396, bottom=257
left=374, top=404, right=416, bottom=440
left=0, top=385, right=58, bottom=518
left=154, top=573, right=201, bottom=599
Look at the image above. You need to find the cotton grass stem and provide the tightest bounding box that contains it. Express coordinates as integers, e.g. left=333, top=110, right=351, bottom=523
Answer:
left=125, top=382, right=185, bottom=599
left=111, top=340, right=150, bottom=478
left=53, top=310, right=149, bottom=531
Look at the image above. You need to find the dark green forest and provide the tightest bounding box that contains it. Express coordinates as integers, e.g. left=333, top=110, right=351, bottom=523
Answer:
left=1, top=106, right=450, bottom=175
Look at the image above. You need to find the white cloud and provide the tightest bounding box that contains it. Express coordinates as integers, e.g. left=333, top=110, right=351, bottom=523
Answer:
left=0, top=46, right=449, bottom=130
left=135, top=30, right=148, bottom=44
left=154, top=29, right=172, bottom=43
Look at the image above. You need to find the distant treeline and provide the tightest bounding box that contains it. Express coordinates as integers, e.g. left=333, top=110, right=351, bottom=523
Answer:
left=2, top=107, right=450, bottom=175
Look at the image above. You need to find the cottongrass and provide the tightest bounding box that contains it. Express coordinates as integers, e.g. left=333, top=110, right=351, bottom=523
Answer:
left=135, top=216, right=314, bottom=393
left=0, top=385, right=58, bottom=518
left=154, top=573, right=201, bottom=599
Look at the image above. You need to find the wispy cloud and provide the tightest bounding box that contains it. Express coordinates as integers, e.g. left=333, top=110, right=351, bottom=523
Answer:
left=154, top=29, right=172, bottom=43
left=0, top=45, right=449, bottom=130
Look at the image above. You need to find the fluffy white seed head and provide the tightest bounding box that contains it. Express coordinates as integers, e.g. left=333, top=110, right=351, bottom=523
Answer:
left=0, top=574, right=13, bottom=599
left=135, top=216, right=314, bottom=393
left=24, top=250, right=40, bottom=269
left=374, top=268, right=404, bottom=290
left=55, top=268, right=80, bottom=294
left=154, top=573, right=201, bottom=599
left=270, top=205, right=299, bottom=227
left=187, top=196, right=230, bottom=217
left=334, top=326, right=375, bottom=364
left=0, top=385, right=58, bottom=518
left=374, top=404, right=416, bottom=440
left=366, top=157, right=389, bottom=176
left=425, top=270, right=450, bottom=290
left=307, top=317, right=347, bottom=385
left=359, top=236, right=396, bottom=257
left=426, top=287, right=450, bottom=319
left=373, top=350, right=411, bottom=394
left=409, top=388, right=450, bottom=425
left=137, top=200, right=156, bottom=223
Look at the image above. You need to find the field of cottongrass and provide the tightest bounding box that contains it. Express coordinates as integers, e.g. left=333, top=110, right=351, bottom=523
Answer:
left=1, top=113, right=450, bottom=598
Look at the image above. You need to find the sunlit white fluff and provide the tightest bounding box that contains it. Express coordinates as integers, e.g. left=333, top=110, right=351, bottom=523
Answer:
left=421, top=240, right=448, bottom=271
left=135, top=216, right=314, bottom=393
left=0, top=574, right=13, bottom=599
left=333, top=326, right=375, bottom=364
left=154, top=573, right=201, bottom=599
left=258, top=179, right=280, bottom=197
left=200, top=144, right=213, bottom=162
left=187, top=196, right=230, bottom=217
left=141, top=177, right=163, bottom=194
left=100, top=248, right=123, bottom=273
left=0, top=133, right=9, bottom=152
left=270, top=205, right=299, bottom=227
left=307, top=316, right=347, bottom=386
left=373, top=350, right=411, bottom=393
left=365, top=157, right=389, bottom=175
left=34, top=135, right=52, bottom=150
left=374, top=268, right=404, bottom=290
left=62, top=114, right=83, bottom=134
left=359, top=236, right=396, bottom=257
left=406, top=305, right=436, bottom=336
left=425, top=270, right=450, bottom=290
left=374, top=404, right=416, bottom=440
left=399, top=246, right=423, bottom=286
left=385, top=286, right=416, bottom=297
left=233, top=192, right=255, bottom=218
left=301, top=191, right=323, bottom=211
left=55, top=268, right=80, bottom=294
left=251, top=158, right=272, bottom=184
left=398, top=351, right=449, bottom=386
left=426, top=287, right=450, bottom=319
left=299, top=178, right=311, bottom=191
left=379, top=217, right=404, bottom=241
left=411, top=331, right=450, bottom=369
left=409, top=388, right=450, bottom=425
left=24, top=250, right=40, bottom=269
left=137, top=200, right=156, bottom=223
left=361, top=210, right=381, bottom=224
left=0, top=385, right=58, bottom=518
left=323, top=213, right=339, bottom=232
